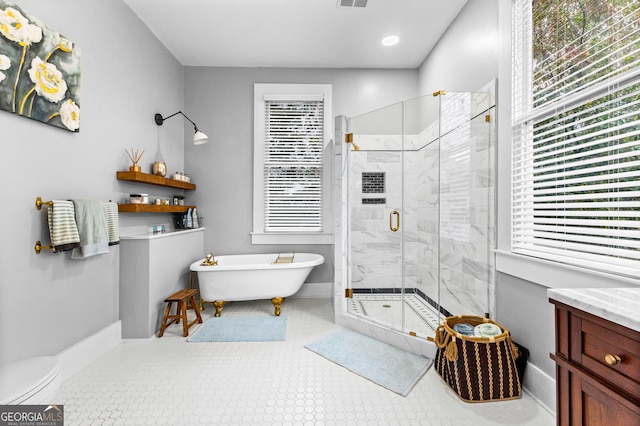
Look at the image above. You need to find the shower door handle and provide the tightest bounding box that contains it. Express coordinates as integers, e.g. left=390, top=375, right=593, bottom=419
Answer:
left=390, top=210, right=400, bottom=232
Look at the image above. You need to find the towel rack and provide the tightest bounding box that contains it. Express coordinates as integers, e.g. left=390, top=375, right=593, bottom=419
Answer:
left=35, top=197, right=53, bottom=210
left=34, top=241, right=53, bottom=254
left=35, top=197, right=54, bottom=254
left=36, top=196, right=113, bottom=208
left=34, top=197, right=120, bottom=255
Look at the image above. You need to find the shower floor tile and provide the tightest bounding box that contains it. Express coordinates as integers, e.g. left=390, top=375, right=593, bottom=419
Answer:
left=349, top=293, right=441, bottom=338
left=54, top=298, right=553, bottom=425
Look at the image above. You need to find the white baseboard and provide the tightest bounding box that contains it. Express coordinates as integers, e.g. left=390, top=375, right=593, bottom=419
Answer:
left=293, top=281, right=331, bottom=298
left=523, top=361, right=556, bottom=416
left=57, top=321, right=122, bottom=382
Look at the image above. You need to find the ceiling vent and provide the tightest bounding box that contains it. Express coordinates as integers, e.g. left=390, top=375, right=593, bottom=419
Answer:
left=339, top=0, right=368, bottom=8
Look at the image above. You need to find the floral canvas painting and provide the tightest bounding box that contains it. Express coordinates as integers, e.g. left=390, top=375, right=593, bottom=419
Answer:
left=0, top=1, right=80, bottom=132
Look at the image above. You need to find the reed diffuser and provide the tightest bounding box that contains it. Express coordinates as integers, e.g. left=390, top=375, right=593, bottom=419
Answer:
left=125, top=148, right=144, bottom=172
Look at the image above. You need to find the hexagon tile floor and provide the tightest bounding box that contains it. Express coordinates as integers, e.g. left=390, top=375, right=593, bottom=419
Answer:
left=54, top=298, right=554, bottom=425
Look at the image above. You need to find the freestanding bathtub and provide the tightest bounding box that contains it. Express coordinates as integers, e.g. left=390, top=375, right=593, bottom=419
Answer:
left=189, top=252, right=324, bottom=316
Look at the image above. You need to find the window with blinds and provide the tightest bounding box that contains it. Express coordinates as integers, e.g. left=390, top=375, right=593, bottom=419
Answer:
left=263, top=98, right=324, bottom=232
left=512, top=0, right=640, bottom=277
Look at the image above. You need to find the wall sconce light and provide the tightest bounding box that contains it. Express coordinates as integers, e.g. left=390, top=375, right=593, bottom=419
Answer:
left=154, top=111, right=208, bottom=145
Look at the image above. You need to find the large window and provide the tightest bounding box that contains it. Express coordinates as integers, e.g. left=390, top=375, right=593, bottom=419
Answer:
left=252, top=84, right=332, bottom=244
left=512, top=0, right=640, bottom=277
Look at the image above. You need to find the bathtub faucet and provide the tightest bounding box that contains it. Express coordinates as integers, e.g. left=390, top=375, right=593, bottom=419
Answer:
left=201, top=252, right=218, bottom=266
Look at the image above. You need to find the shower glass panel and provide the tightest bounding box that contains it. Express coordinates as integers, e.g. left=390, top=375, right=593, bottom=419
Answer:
left=346, top=102, right=404, bottom=333
left=341, top=88, right=496, bottom=343
left=437, top=92, right=495, bottom=318
left=403, top=94, right=442, bottom=338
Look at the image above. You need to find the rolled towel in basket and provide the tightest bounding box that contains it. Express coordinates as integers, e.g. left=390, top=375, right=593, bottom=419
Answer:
left=474, top=323, right=502, bottom=337
left=453, top=323, right=475, bottom=336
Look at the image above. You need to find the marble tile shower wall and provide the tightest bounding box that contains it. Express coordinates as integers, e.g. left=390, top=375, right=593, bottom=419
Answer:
left=438, top=111, right=495, bottom=317
left=403, top=136, right=440, bottom=308
left=347, top=109, right=495, bottom=318
left=347, top=133, right=440, bottom=300
left=349, top=136, right=403, bottom=289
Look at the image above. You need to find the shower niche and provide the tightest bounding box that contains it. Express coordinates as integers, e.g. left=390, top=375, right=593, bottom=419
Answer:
left=334, top=87, right=496, bottom=357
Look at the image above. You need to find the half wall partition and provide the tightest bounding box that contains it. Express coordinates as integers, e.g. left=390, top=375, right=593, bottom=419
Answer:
left=334, top=87, right=496, bottom=357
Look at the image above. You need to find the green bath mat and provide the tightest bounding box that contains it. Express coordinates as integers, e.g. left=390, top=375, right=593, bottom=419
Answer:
left=305, top=328, right=432, bottom=396
left=188, top=316, right=287, bottom=342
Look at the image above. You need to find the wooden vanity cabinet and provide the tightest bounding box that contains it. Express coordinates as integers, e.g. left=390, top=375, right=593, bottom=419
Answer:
left=550, top=299, right=640, bottom=425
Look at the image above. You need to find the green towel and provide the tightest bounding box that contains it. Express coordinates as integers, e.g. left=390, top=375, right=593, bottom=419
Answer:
left=474, top=323, right=502, bottom=337
left=71, top=200, right=109, bottom=259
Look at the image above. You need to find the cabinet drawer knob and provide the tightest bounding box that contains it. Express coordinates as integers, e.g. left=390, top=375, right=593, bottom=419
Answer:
left=605, top=354, right=621, bottom=366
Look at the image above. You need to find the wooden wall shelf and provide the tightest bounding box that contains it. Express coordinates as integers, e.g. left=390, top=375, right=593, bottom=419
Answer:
left=118, top=204, right=196, bottom=213
left=116, top=171, right=196, bottom=190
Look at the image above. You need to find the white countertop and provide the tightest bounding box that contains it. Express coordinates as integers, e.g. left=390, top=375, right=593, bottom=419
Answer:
left=120, top=227, right=205, bottom=240
left=548, top=287, right=640, bottom=333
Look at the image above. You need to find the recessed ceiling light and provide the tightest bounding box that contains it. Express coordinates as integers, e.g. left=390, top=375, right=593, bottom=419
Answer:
left=381, top=35, right=399, bottom=47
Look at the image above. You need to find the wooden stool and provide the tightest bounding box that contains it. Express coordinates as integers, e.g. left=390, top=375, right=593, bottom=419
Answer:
left=158, top=289, right=203, bottom=337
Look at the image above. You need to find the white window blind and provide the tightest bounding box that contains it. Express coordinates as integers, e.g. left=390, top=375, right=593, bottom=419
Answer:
left=263, top=99, right=324, bottom=232
left=512, top=0, right=640, bottom=277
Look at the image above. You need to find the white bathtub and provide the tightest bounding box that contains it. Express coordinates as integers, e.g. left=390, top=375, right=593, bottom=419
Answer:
left=189, top=252, right=324, bottom=316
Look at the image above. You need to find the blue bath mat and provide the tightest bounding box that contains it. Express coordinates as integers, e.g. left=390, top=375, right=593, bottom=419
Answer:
left=305, top=328, right=432, bottom=396
left=188, top=316, right=287, bottom=342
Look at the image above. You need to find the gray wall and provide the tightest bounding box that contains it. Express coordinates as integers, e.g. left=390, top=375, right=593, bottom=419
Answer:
left=0, top=0, right=183, bottom=365
left=496, top=273, right=556, bottom=374
left=183, top=67, right=419, bottom=283
left=418, top=0, right=498, bottom=96
left=119, top=230, right=204, bottom=338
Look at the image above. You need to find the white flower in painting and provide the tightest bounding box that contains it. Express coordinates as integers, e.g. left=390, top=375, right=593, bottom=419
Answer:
left=59, top=37, right=73, bottom=53
left=0, top=54, right=10, bottom=70
left=0, top=54, right=9, bottom=83
left=28, top=57, right=68, bottom=103
left=0, top=7, right=42, bottom=46
left=59, top=99, right=80, bottom=131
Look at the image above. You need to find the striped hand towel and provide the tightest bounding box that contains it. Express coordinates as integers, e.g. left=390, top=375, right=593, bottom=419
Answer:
left=47, top=201, right=81, bottom=252
left=105, top=202, right=120, bottom=246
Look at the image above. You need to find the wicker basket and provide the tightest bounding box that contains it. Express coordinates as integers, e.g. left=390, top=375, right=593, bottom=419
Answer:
left=434, top=315, right=522, bottom=402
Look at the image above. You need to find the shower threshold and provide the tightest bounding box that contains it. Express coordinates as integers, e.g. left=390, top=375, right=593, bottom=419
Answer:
left=347, top=291, right=444, bottom=338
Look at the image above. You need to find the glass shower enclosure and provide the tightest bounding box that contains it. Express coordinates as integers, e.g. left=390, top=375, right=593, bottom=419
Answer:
left=334, top=89, right=496, bottom=353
